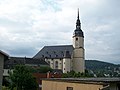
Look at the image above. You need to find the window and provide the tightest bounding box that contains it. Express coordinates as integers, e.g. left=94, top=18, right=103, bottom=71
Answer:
left=76, top=38, right=78, bottom=41
left=67, top=87, right=73, bottom=90
left=51, top=59, right=54, bottom=60
left=56, top=55, right=58, bottom=57
left=61, top=51, right=64, bottom=56
left=47, top=61, right=50, bottom=65
left=45, top=57, right=48, bottom=59
left=42, top=55, right=44, bottom=57
left=55, top=61, right=58, bottom=69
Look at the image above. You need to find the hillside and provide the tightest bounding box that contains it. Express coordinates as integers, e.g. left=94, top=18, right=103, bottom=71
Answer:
left=85, top=60, right=120, bottom=77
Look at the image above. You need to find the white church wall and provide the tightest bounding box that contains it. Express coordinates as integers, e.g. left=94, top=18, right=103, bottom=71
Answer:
left=73, top=48, right=84, bottom=58
left=63, top=58, right=71, bottom=73
left=73, top=58, right=85, bottom=73
left=73, top=37, right=84, bottom=48
left=45, top=58, right=63, bottom=70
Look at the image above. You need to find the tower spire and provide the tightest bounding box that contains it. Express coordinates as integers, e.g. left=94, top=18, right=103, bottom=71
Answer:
left=77, top=8, right=79, bottom=20
left=76, top=8, right=81, bottom=29
left=73, top=9, right=84, bottom=37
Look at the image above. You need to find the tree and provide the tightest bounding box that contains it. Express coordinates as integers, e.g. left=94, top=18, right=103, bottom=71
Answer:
left=62, top=70, right=94, bottom=78
left=9, top=65, right=38, bottom=90
left=37, top=66, right=53, bottom=73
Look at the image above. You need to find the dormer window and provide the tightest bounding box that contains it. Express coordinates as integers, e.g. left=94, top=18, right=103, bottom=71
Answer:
left=56, top=55, right=58, bottom=57
left=42, top=55, right=44, bottom=57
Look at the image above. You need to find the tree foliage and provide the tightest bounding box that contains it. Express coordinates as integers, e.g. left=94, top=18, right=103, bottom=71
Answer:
left=62, top=70, right=94, bottom=78
left=37, top=66, right=53, bottom=73
left=30, top=66, right=53, bottom=73
left=9, top=65, right=38, bottom=90
left=85, top=60, right=120, bottom=77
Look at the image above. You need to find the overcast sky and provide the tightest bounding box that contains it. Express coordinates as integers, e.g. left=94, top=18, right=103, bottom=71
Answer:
left=0, top=0, right=120, bottom=64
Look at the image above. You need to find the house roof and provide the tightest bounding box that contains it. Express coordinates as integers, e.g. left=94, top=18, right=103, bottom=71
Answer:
left=25, top=58, right=48, bottom=65
left=4, top=57, right=49, bottom=69
left=33, top=45, right=73, bottom=59
left=43, top=78, right=120, bottom=84
left=0, top=50, right=9, bottom=57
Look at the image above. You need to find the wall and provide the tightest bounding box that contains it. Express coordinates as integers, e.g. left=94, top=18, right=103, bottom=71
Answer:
left=33, top=73, right=62, bottom=85
left=0, top=54, right=4, bottom=90
left=33, top=73, right=62, bottom=90
left=45, top=58, right=63, bottom=70
left=3, top=69, right=10, bottom=76
left=73, top=36, right=84, bottom=48
left=63, top=58, right=71, bottom=73
left=73, top=48, right=85, bottom=73
left=109, top=83, right=119, bottom=90
left=42, top=80, right=104, bottom=90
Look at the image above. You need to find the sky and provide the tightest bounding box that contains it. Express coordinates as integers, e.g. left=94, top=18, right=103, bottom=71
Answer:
left=0, top=0, right=120, bottom=64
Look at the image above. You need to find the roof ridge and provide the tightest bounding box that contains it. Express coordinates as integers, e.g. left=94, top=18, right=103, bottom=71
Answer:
left=44, top=45, right=73, bottom=47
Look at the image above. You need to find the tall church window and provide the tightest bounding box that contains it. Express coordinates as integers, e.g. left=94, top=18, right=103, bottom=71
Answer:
left=55, top=61, right=58, bottom=69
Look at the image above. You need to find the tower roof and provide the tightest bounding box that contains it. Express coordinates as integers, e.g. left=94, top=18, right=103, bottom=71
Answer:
left=73, top=9, right=84, bottom=37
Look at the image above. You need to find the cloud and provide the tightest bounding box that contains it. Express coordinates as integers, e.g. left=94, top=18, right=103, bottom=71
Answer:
left=0, top=0, right=120, bottom=64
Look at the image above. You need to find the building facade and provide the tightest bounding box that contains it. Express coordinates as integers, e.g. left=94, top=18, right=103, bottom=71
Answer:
left=42, top=78, right=120, bottom=90
left=3, top=57, right=49, bottom=76
left=33, top=10, right=85, bottom=73
left=0, top=50, right=9, bottom=90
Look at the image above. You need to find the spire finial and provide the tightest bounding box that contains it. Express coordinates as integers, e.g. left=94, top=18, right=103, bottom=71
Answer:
left=77, top=8, right=79, bottom=20
left=76, top=8, right=81, bottom=29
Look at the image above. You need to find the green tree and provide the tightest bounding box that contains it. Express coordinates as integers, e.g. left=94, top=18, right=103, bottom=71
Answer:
left=62, top=70, right=94, bottom=78
left=9, top=65, right=38, bottom=90
left=37, top=66, right=53, bottom=73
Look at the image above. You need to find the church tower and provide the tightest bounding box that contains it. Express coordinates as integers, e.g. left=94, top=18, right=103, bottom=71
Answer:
left=73, top=9, right=85, bottom=73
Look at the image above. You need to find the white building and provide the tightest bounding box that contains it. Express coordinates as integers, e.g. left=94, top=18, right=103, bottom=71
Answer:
left=33, top=10, right=85, bottom=73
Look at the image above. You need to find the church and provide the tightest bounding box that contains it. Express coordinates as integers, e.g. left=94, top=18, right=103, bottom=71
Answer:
left=33, top=10, right=85, bottom=73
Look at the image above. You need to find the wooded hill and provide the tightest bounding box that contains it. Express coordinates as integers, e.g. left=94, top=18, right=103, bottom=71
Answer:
left=85, top=60, right=120, bottom=77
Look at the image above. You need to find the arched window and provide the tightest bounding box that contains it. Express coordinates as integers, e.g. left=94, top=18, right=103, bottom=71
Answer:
left=55, top=61, right=58, bottom=69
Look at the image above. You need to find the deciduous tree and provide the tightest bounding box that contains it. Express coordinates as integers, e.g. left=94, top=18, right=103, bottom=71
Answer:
left=9, top=65, right=38, bottom=90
